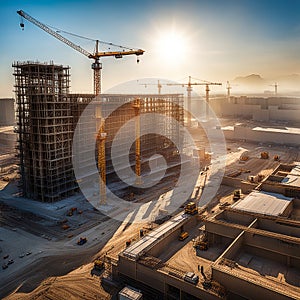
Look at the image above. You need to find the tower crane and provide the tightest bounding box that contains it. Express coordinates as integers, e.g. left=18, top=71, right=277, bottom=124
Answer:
left=226, top=81, right=232, bottom=99
left=139, top=80, right=163, bottom=94
left=167, top=76, right=222, bottom=124
left=17, top=9, right=145, bottom=205
left=17, top=10, right=144, bottom=96
left=132, top=98, right=142, bottom=185
left=270, top=82, right=278, bottom=95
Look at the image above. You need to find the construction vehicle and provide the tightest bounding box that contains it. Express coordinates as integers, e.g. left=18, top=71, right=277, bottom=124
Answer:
left=67, top=207, right=77, bottom=216
left=93, top=259, right=104, bottom=271
left=184, top=202, right=198, bottom=215
left=240, top=155, right=249, bottom=162
left=219, top=201, right=230, bottom=210
left=261, top=151, right=269, bottom=159
left=183, top=272, right=199, bottom=284
left=77, top=237, right=87, bottom=245
left=233, top=189, right=241, bottom=201
left=61, top=224, right=70, bottom=230
left=178, top=231, right=189, bottom=241
left=274, top=155, right=280, bottom=161
left=194, top=234, right=208, bottom=250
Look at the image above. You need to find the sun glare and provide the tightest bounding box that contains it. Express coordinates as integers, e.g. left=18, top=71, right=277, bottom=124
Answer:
left=156, top=30, right=187, bottom=64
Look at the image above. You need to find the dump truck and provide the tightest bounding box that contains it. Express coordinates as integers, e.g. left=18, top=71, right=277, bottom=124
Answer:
left=77, top=237, right=87, bottom=245
left=260, top=151, right=269, bottom=159
left=185, top=202, right=198, bottom=215
left=183, top=272, right=199, bottom=284
left=233, top=189, right=241, bottom=201
left=194, top=234, right=208, bottom=250
left=94, top=259, right=104, bottom=271
left=178, top=231, right=189, bottom=241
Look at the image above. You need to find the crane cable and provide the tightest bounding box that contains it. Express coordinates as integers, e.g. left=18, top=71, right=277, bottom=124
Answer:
left=20, top=14, right=136, bottom=51
left=46, top=24, right=135, bottom=51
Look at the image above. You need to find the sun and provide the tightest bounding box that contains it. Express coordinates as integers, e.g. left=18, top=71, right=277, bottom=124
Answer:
left=155, top=29, right=187, bottom=64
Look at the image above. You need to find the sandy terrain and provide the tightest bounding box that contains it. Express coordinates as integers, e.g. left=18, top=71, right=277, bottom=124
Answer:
left=1, top=124, right=299, bottom=299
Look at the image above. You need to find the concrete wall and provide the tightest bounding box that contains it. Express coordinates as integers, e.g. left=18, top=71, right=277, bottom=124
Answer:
left=228, top=126, right=300, bottom=146
left=205, top=220, right=243, bottom=240
left=148, top=216, right=198, bottom=258
left=210, top=96, right=300, bottom=122
left=0, top=99, right=15, bottom=126
left=241, top=181, right=257, bottom=194
left=220, top=231, right=244, bottom=260
left=243, top=233, right=300, bottom=260
left=258, top=218, right=300, bottom=238
left=220, top=210, right=255, bottom=226
left=118, top=255, right=220, bottom=300
left=221, top=176, right=242, bottom=188
left=212, top=266, right=293, bottom=300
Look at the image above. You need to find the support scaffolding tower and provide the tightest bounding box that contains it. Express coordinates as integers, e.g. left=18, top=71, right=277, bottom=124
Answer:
left=13, top=61, right=77, bottom=202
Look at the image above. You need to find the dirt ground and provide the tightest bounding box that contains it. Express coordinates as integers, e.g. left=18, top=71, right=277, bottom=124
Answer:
left=1, top=121, right=300, bottom=299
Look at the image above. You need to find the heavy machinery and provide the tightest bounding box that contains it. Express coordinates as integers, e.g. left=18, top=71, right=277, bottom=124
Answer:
left=194, top=234, right=208, bottom=250
left=274, top=154, right=280, bottom=161
left=93, top=259, right=104, bottom=271
left=184, top=202, right=198, bottom=215
left=77, top=237, right=87, bottom=245
left=233, top=189, right=241, bottom=201
left=261, top=151, right=269, bottom=159
left=17, top=10, right=144, bottom=96
left=178, top=231, right=189, bottom=241
left=183, top=272, right=199, bottom=284
left=240, top=154, right=249, bottom=162
left=17, top=10, right=144, bottom=206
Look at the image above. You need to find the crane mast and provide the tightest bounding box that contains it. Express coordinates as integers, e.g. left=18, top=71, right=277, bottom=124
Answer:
left=167, top=76, right=222, bottom=124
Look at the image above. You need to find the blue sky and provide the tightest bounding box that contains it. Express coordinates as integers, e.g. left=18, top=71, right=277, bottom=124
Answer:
left=1, top=0, right=300, bottom=97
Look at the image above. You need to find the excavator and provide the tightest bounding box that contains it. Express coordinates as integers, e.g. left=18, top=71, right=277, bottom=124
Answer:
left=184, top=202, right=198, bottom=215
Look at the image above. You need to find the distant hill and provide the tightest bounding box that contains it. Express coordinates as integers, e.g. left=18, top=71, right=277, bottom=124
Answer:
left=233, top=74, right=266, bottom=86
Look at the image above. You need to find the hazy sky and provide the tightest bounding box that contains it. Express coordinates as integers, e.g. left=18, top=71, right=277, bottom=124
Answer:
left=1, top=0, right=300, bottom=97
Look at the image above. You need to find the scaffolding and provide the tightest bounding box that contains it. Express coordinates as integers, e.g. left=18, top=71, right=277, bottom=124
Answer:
left=71, top=93, right=184, bottom=199
left=13, top=61, right=185, bottom=202
left=13, top=61, right=77, bottom=202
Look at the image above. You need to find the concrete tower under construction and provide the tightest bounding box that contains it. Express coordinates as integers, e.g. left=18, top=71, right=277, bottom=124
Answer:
left=13, top=61, right=77, bottom=202
left=13, top=61, right=185, bottom=203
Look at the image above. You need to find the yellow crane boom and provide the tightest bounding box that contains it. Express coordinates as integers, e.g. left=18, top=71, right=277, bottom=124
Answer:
left=17, top=9, right=144, bottom=95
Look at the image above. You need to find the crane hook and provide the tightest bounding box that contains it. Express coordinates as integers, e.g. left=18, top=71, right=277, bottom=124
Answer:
left=19, top=16, right=24, bottom=30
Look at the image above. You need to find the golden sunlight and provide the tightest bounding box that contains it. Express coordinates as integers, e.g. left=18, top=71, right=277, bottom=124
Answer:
left=155, top=29, right=187, bottom=65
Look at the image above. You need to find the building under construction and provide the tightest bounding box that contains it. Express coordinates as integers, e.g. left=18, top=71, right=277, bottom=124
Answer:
left=13, top=61, right=76, bottom=202
left=13, top=61, right=184, bottom=202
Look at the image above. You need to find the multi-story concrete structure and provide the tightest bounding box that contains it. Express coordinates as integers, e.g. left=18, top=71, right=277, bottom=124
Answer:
left=13, top=61, right=184, bottom=202
left=13, top=61, right=76, bottom=202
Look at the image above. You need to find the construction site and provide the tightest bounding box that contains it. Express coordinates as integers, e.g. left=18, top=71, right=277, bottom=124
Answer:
left=0, top=7, right=300, bottom=300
